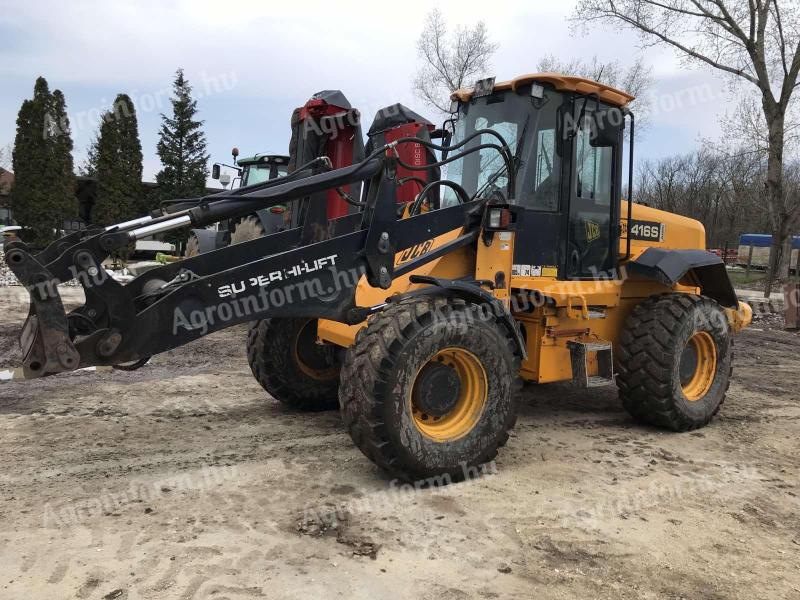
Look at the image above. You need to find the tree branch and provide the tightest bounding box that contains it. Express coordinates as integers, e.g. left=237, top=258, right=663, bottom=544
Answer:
left=583, top=3, right=759, bottom=85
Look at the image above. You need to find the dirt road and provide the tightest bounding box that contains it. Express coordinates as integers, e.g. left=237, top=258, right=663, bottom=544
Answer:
left=0, top=288, right=797, bottom=599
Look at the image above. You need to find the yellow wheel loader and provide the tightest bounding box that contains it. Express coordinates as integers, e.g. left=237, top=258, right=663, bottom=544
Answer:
left=5, top=73, right=752, bottom=482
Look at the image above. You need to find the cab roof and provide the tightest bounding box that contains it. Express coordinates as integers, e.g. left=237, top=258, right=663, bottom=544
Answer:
left=237, top=153, right=290, bottom=165
left=451, top=73, right=636, bottom=107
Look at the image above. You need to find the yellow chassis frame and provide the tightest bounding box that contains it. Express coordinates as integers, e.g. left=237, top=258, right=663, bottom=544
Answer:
left=318, top=202, right=752, bottom=385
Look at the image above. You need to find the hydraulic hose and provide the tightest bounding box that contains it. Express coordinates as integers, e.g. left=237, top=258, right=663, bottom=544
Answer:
left=388, top=131, right=516, bottom=200
left=397, top=176, right=429, bottom=189
left=397, top=127, right=509, bottom=153
left=336, top=187, right=365, bottom=207
left=409, top=180, right=471, bottom=216
left=391, top=143, right=516, bottom=201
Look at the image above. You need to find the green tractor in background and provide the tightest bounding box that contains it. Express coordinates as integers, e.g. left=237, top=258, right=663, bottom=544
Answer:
left=185, top=149, right=289, bottom=256
left=186, top=88, right=367, bottom=256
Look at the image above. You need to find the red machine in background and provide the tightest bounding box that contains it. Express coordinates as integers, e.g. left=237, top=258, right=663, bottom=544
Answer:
left=365, top=103, right=440, bottom=206
left=288, top=90, right=365, bottom=225
left=287, top=95, right=441, bottom=237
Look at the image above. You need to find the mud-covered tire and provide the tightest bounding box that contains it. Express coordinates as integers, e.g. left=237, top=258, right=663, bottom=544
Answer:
left=247, top=318, right=340, bottom=411
left=339, top=296, right=522, bottom=482
left=185, top=234, right=200, bottom=257
left=616, top=293, right=733, bottom=431
left=231, top=215, right=266, bottom=245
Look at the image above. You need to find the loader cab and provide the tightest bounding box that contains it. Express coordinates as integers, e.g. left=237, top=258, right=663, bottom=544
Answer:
left=445, top=75, right=631, bottom=280
left=238, top=154, right=290, bottom=187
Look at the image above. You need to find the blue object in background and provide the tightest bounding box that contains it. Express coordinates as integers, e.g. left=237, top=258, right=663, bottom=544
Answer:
left=739, top=234, right=800, bottom=249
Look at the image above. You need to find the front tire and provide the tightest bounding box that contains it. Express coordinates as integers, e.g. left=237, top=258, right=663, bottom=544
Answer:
left=339, top=297, right=522, bottom=482
left=616, top=293, right=733, bottom=431
left=247, top=318, right=340, bottom=411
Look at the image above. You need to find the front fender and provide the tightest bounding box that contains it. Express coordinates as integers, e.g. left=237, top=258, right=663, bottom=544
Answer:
left=391, top=275, right=528, bottom=359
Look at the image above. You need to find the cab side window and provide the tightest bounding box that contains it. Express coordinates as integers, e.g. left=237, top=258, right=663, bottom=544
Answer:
left=575, top=126, right=613, bottom=206
left=530, top=128, right=559, bottom=210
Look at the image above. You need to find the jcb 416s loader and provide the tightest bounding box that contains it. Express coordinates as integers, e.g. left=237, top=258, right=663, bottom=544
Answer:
left=5, top=73, right=752, bottom=482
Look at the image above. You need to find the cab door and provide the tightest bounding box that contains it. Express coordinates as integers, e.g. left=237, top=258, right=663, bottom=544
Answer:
left=564, top=103, right=619, bottom=279
left=511, top=91, right=565, bottom=277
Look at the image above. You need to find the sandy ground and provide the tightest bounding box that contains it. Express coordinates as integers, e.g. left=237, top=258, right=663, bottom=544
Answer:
left=0, top=288, right=798, bottom=600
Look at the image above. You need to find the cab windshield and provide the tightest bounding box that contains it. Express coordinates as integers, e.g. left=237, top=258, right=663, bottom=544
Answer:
left=242, top=164, right=272, bottom=187
left=241, top=163, right=288, bottom=187
left=442, top=86, right=563, bottom=211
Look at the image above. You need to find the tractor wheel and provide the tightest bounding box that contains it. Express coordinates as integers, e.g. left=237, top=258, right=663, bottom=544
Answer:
left=231, top=215, right=265, bottom=245
left=185, top=233, right=200, bottom=257
left=339, top=297, right=522, bottom=482
left=616, top=293, right=733, bottom=431
left=247, top=318, right=340, bottom=411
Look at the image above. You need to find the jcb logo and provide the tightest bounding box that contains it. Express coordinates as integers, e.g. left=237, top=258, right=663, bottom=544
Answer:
left=585, top=220, right=600, bottom=243
left=396, top=240, right=434, bottom=265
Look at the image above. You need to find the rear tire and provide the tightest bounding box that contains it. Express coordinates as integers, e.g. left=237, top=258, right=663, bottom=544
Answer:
left=616, top=293, right=733, bottom=431
left=247, top=318, right=340, bottom=411
left=231, top=215, right=266, bottom=245
left=339, top=296, right=522, bottom=482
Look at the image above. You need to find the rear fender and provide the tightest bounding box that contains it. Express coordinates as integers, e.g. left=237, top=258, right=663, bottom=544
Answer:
left=628, top=248, right=738, bottom=308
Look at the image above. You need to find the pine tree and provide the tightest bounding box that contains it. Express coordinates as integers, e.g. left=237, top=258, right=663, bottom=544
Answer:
left=49, top=90, right=77, bottom=227
left=92, top=94, right=143, bottom=228
left=156, top=69, right=209, bottom=204
left=10, top=77, right=76, bottom=246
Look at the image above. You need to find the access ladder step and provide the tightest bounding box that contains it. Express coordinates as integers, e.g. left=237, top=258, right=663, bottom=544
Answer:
left=567, top=340, right=615, bottom=388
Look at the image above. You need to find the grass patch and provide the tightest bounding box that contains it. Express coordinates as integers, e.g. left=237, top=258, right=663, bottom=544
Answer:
left=727, top=271, right=766, bottom=287
left=727, top=269, right=800, bottom=290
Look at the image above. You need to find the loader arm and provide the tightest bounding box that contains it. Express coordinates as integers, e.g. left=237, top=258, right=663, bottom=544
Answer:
left=5, top=152, right=488, bottom=379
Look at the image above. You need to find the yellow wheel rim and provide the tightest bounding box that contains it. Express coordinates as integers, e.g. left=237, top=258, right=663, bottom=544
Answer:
left=680, top=331, right=717, bottom=401
left=409, top=347, right=488, bottom=442
left=293, top=320, right=338, bottom=381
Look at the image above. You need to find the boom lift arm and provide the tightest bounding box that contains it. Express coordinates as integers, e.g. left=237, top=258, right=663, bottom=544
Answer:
left=5, top=137, right=513, bottom=379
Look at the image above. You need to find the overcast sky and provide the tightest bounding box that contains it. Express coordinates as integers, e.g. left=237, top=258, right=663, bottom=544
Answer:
left=0, top=0, right=736, bottom=182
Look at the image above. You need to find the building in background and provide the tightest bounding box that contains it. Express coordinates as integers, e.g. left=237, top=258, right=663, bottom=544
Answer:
left=0, top=171, right=222, bottom=233
left=0, top=168, right=14, bottom=225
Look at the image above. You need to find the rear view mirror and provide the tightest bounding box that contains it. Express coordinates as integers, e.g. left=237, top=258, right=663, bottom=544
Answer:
left=211, top=164, right=221, bottom=180
left=590, top=108, right=625, bottom=147
left=439, top=129, right=453, bottom=161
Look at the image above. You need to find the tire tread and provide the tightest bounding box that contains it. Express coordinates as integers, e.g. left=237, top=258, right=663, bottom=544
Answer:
left=616, top=293, right=733, bottom=431
left=339, top=296, right=522, bottom=481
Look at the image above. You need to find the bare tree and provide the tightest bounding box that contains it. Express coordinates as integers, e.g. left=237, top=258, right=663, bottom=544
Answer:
left=636, top=148, right=773, bottom=247
left=413, top=9, right=498, bottom=114
left=574, top=0, right=800, bottom=296
left=536, top=55, right=654, bottom=133
left=0, top=143, right=11, bottom=171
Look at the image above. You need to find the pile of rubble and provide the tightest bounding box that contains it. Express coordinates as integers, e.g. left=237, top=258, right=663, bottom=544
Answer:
left=0, top=250, right=19, bottom=286
left=0, top=250, right=82, bottom=288
left=752, top=310, right=787, bottom=330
